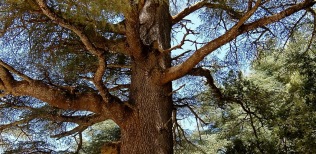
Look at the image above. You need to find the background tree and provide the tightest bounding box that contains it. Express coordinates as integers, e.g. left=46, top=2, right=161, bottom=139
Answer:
left=195, top=34, right=316, bottom=153
left=0, top=0, right=315, bottom=153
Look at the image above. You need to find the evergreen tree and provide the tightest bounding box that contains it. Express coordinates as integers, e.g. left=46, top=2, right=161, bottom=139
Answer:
left=0, top=0, right=315, bottom=153
left=197, top=35, right=316, bottom=153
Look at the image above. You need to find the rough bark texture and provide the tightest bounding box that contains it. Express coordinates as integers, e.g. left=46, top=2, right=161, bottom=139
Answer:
left=120, top=54, right=173, bottom=153
left=120, top=1, right=173, bottom=153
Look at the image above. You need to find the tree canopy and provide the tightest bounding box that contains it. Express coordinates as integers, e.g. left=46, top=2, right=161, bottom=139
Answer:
left=0, top=0, right=315, bottom=153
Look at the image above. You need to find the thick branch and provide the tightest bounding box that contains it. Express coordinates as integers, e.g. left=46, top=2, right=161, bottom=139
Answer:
left=107, top=64, right=131, bottom=69
left=13, top=80, right=128, bottom=126
left=240, top=0, right=316, bottom=32
left=0, top=60, right=129, bottom=126
left=93, top=56, right=112, bottom=104
left=162, top=0, right=316, bottom=84
left=0, top=60, right=104, bottom=113
left=12, top=81, right=105, bottom=114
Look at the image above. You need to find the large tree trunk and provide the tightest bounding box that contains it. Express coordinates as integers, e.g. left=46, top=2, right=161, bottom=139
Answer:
left=120, top=51, right=173, bottom=153
left=119, top=1, right=173, bottom=153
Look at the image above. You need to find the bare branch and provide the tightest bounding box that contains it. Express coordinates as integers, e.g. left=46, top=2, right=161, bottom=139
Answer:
left=172, top=112, right=207, bottom=154
left=279, top=11, right=308, bottom=50
left=75, top=133, right=83, bottom=154
left=164, top=22, right=197, bottom=53
left=249, top=112, right=264, bottom=153
left=0, top=101, right=111, bottom=141
left=168, top=84, right=185, bottom=96
left=51, top=125, right=89, bottom=139
left=171, top=50, right=192, bottom=60
left=37, top=110, right=107, bottom=138
left=172, top=0, right=246, bottom=25
left=186, top=105, right=208, bottom=125
left=172, top=1, right=207, bottom=25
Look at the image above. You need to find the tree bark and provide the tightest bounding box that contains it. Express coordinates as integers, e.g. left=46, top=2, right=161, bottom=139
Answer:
left=119, top=1, right=173, bottom=153
left=120, top=53, right=173, bottom=153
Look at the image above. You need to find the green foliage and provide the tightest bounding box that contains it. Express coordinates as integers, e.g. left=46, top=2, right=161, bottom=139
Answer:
left=195, top=36, right=316, bottom=153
